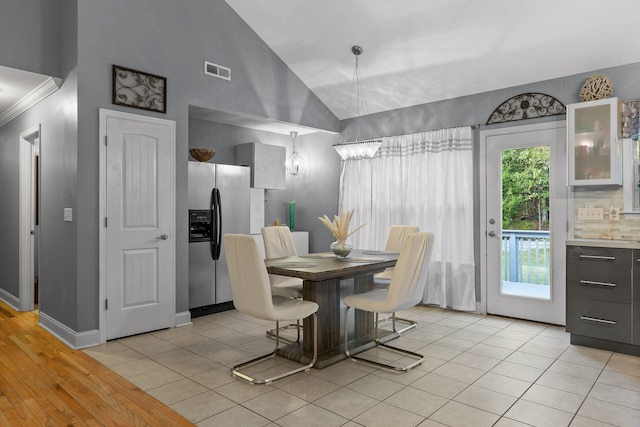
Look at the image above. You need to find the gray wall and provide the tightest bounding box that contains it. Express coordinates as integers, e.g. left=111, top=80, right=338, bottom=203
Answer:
left=0, top=0, right=63, bottom=77
left=71, top=0, right=338, bottom=328
left=0, top=119, right=20, bottom=296
left=1, top=0, right=338, bottom=334
left=343, top=63, right=640, bottom=140
left=344, top=62, right=640, bottom=301
left=0, top=0, right=78, bottom=326
left=3, top=0, right=640, bottom=337
left=189, top=118, right=342, bottom=252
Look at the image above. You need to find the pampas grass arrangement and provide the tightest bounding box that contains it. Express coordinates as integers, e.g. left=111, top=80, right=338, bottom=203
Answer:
left=318, top=209, right=366, bottom=243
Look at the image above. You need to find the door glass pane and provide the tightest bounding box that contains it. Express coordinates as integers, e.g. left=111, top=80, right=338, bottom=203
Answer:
left=501, top=146, right=551, bottom=300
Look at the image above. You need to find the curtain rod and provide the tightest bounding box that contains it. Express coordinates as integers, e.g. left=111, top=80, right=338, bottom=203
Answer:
left=342, top=123, right=482, bottom=143
left=335, top=138, right=383, bottom=146
left=388, top=123, right=482, bottom=138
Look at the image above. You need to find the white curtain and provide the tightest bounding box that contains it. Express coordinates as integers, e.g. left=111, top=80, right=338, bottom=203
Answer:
left=339, top=126, right=475, bottom=311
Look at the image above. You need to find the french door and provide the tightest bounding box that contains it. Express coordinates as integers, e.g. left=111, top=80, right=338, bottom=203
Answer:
left=481, top=122, right=567, bottom=325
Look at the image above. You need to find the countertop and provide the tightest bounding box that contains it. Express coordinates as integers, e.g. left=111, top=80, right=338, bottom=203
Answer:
left=566, top=239, right=640, bottom=249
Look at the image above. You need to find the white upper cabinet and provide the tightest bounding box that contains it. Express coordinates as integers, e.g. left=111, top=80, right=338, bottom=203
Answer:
left=567, top=97, right=621, bottom=186
left=235, top=142, right=286, bottom=190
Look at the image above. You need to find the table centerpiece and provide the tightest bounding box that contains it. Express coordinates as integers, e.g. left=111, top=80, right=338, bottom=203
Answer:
left=318, top=209, right=366, bottom=257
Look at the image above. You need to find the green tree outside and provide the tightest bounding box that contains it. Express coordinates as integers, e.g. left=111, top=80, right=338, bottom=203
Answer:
left=502, top=146, right=550, bottom=231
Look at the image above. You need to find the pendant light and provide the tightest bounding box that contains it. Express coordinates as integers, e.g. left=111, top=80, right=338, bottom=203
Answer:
left=287, top=131, right=305, bottom=177
left=333, top=45, right=382, bottom=160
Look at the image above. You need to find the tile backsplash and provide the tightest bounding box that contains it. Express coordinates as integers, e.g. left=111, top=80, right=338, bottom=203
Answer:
left=572, top=186, right=640, bottom=240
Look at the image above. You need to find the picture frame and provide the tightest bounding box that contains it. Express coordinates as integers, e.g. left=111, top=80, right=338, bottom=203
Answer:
left=112, top=65, right=166, bottom=113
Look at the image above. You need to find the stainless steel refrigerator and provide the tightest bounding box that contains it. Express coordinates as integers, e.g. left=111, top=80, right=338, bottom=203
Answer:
left=188, top=161, right=250, bottom=310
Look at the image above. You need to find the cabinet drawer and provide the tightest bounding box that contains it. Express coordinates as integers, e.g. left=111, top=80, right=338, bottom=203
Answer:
left=566, top=263, right=631, bottom=302
left=566, top=297, right=631, bottom=343
left=566, top=246, right=631, bottom=265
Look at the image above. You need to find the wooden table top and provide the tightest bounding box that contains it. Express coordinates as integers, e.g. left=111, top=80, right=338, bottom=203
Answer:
left=264, top=250, right=398, bottom=282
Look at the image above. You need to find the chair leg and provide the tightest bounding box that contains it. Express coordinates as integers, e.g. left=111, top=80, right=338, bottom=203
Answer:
left=232, top=314, right=317, bottom=385
left=266, top=319, right=301, bottom=344
left=345, top=309, right=424, bottom=372
left=377, top=312, right=418, bottom=334
left=390, top=313, right=418, bottom=334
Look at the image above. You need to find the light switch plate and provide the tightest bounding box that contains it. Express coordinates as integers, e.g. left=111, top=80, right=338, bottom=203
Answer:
left=578, top=207, right=603, bottom=220
left=591, top=208, right=604, bottom=220
left=578, top=208, right=588, bottom=220
left=64, top=208, right=73, bottom=222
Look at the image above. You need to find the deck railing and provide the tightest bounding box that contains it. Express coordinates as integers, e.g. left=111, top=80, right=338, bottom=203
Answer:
left=501, top=230, right=550, bottom=285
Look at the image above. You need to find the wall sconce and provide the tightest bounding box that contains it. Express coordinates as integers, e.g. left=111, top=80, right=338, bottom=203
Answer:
left=287, top=131, right=305, bottom=176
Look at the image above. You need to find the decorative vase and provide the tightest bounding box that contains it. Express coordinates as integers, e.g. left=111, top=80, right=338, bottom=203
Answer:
left=330, top=239, right=353, bottom=257
left=288, top=200, right=296, bottom=232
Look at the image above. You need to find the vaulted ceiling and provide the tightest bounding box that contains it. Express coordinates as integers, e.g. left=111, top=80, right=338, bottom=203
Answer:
left=225, top=0, right=640, bottom=120
left=3, top=1, right=640, bottom=126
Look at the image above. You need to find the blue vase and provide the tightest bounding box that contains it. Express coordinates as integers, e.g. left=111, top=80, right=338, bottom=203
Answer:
left=288, top=201, right=296, bottom=231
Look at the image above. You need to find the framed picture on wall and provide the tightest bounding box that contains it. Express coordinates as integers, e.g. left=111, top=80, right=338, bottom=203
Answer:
left=112, top=65, right=166, bottom=113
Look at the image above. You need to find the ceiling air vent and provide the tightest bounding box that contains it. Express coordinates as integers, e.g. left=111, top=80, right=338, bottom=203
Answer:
left=204, top=61, right=231, bottom=81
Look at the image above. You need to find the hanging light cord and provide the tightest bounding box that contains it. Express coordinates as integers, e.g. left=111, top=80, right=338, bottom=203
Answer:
left=345, top=45, right=370, bottom=123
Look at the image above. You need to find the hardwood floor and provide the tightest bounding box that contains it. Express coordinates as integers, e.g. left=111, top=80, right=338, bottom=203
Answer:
left=0, top=301, right=193, bottom=426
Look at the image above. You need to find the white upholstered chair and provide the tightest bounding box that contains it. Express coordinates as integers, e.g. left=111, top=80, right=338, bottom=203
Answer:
left=224, top=233, right=318, bottom=384
left=374, top=225, right=420, bottom=333
left=262, top=226, right=303, bottom=298
left=344, top=232, right=434, bottom=371
left=261, top=226, right=304, bottom=342
left=374, top=225, right=419, bottom=281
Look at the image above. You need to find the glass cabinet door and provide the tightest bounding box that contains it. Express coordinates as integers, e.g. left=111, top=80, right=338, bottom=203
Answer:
left=567, top=97, right=621, bottom=186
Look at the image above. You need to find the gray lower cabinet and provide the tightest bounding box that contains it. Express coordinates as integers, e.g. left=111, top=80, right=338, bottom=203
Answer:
left=566, top=245, right=639, bottom=356
left=635, top=255, right=640, bottom=345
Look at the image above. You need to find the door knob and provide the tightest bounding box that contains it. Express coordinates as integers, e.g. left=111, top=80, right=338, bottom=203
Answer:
left=156, top=233, right=168, bottom=240
left=488, top=231, right=497, bottom=237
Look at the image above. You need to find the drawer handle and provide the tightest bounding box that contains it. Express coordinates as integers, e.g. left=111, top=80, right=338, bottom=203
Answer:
left=580, top=316, right=616, bottom=325
left=579, top=280, right=616, bottom=288
left=579, top=255, right=616, bottom=261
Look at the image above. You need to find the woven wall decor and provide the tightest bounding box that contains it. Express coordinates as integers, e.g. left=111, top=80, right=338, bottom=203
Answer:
left=486, top=93, right=565, bottom=125
left=580, top=74, right=614, bottom=101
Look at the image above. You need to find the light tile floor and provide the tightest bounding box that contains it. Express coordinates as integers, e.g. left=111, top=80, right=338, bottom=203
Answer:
left=83, top=305, right=640, bottom=426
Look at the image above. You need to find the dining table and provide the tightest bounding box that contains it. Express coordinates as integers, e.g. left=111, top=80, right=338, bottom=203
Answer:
left=264, top=249, right=399, bottom=368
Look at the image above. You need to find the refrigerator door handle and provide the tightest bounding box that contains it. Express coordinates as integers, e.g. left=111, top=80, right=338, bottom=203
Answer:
left=212, top=188, right=222, bottom=260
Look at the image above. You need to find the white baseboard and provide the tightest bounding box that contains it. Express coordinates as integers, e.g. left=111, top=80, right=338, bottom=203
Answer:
left=0, top=288, right=20, bottom=311
left=39, top=311, right=100, bottom=349
left=175, top=310, right=192, bottom=327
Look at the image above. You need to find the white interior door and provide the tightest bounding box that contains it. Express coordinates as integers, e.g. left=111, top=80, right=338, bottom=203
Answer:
left=100, top=109, right=175, bottom=340
left=481, top=122, right=567, bottom=325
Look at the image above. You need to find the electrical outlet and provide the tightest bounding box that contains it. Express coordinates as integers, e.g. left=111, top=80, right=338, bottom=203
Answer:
left=610, top=206, right=620, bottom=221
